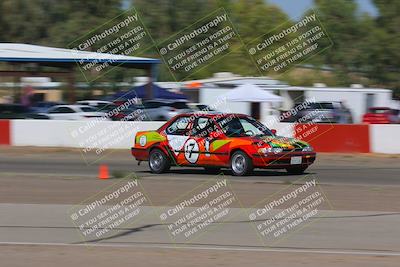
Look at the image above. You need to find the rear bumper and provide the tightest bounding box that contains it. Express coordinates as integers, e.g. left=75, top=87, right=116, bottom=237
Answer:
left=251, top=152, right=316, bottom=169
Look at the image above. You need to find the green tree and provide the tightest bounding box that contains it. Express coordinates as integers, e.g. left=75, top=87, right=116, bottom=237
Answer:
left=311, top=0, right=363, bottom=85
left=368, top=0, right=400, bottom=92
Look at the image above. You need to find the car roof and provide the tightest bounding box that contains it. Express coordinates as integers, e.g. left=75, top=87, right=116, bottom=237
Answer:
left=77, top=100, right=111, bottom=103
left=143, top=99, right=188, bottom=103
left=177, top=112, right=247, bottom=118
left=51, top=104, right=91, bottom=109
left=369, top=107, right=391, bottom=110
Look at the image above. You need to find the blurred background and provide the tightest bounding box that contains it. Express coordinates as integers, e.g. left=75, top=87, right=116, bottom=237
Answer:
left=0, top=0, right=399, bottom=124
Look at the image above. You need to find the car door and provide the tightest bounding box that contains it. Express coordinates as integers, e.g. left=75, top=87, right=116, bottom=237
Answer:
left=190, top=117, right=227, bottom=166
left=48, top=107, right=76, bottom=120
left=164, top=115, right=193, bottom=165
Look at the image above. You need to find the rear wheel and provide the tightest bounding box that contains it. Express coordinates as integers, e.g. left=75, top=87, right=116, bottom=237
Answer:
left=286, top=166, right=307, bottom=174
left=149, top=148, right=170, bottom=174
left=230, top=151, right=253, bottom=176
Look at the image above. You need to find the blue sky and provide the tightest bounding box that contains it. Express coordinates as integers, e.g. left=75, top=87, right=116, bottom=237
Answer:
left=267, top=0, right=378, bottom=19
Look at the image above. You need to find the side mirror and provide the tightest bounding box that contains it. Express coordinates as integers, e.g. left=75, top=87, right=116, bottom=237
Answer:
left=271, top=129, right=277, bottom=135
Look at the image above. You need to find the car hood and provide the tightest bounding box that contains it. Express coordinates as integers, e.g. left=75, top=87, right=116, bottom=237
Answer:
left=245, top=135, right=310, bottom=150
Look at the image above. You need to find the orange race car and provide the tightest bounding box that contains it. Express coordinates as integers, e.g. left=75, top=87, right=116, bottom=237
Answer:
left=131, top=113, right=316, bottom=176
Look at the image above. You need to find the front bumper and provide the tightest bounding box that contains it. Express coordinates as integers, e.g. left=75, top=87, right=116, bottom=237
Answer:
left=131, top=147, right=149, bottom=161
left=252, top=151, right=316, bottom=169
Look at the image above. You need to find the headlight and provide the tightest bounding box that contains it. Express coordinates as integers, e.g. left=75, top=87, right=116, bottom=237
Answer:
left=302, top=146, right=313, bottom=152
left=258, top=147, right=283, bottom=154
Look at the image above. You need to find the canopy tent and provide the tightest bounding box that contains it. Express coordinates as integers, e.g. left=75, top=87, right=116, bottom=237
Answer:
left=0, top=43, right=160, bottom=102
left=113, top=83, right=187, bottom=100
left=222, top=83, right=283, bottom=120
left=0, top=43, right=159, bottom=66
left=222, top=83, right=283, bottom=102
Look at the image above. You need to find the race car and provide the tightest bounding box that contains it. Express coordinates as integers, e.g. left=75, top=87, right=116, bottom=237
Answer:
left=131, top=113, right=316, bottom=176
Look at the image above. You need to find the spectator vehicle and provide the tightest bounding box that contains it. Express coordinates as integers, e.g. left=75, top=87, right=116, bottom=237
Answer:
left=187, top=103, right=216, bottom=113
left=0, top=104, right=49, bottom=119
left=139, top=99, right=192, bottom=120
left=362, top=107, right=400, bottom=124
left=281, top=101, right=353, bottom=123
left=77, top=100, right=129, bottom=121
left=31, top=101, right=65, bottom=113
left=76, top=100, right=114, bottom=110
left=45, top=105, right=109, bottom=120
left=131, top=113, right=316, bottom=176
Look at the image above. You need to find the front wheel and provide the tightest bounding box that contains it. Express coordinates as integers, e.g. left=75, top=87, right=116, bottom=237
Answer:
left=230, top=151, right=253, bottom=176
left=286, top=166, right=307, bottom=174
left=149, top=148, right=170, bottom=174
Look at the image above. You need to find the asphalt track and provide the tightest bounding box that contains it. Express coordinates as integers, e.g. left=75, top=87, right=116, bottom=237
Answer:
left=1, top=147, right=400, bottom=266
left=0, top=147, right=400, bottom=185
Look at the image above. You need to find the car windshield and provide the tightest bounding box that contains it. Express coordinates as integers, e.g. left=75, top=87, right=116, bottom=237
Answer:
left=370, top=108, right=390, bottom=114
left=169, top=102, right=189, bottom=109
left=216, top=116, right=273, bottom=137
left=306, top=103, right=334, bottom=109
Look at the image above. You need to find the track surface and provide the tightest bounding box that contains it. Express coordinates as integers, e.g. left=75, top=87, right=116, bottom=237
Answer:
left=1, top=147, right=400, bottom=185
left=1, top=147, right=400, bottom=266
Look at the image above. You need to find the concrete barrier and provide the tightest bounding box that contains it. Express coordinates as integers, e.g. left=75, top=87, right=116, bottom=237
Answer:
left=0, top=120, right=11, bottom=145
left=11, top=120, right=164, bottom=149
left=294, top=124, right=371, bottom=153
left=1, top=119, right=400, bottom=154
left=370, top=125, right=400, bottom=154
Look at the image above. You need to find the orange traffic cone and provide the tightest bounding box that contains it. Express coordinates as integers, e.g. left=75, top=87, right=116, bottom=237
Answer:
left=98, top=164, right=110, bottom=179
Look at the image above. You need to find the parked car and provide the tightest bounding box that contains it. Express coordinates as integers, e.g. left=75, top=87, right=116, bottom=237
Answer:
left=281, top=101, right=353, bottom=123
left=31, top=101, right=65, bottom=113
left=77, top=100, right=128, bottom=120
left=131, top=113, right=316, bottom=176
left=76, top=100, right=114, bottom=110
left=45, top=105, right=109, bottom=120
left=0, top=104, right=50, bottom=119
left=188, top=103, right=216, bottom=113
left=138, top=99, right=192, bottom=121
left=362, top=107, right=400, bottom=124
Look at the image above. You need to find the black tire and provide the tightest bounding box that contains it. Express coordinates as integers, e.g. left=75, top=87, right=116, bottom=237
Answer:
left=149, top=148, right=170, bottom=174
left=286, top=166, right=307, bottom=174
left=204, top=166, right=221, bottom=174
left=230, top=151, right=253, bottom=176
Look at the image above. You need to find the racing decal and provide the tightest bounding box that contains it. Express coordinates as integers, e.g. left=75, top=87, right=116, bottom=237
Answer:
left=259, top=136, right=307, bottom=150
left=135, top=131, right=166, bottom=145
left=184, top=138, right=199, bottom=164
left=167, top=135, right=190, bottom=156
left=204, top=138, right=210, bottom=157
left=211, top=139, right=231, bottom=151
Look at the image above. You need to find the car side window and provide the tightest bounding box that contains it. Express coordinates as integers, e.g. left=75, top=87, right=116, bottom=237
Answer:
left=49, top=107, right=62, bottom=114
left=166, top=116, right=191, bottom=135
left=191, top=117, right=216, bottom=138
left=50, top=107, right=75, bottom=114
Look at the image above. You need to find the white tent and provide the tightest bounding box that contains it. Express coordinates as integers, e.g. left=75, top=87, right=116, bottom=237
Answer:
left=222, top=83, right=283, bottom=102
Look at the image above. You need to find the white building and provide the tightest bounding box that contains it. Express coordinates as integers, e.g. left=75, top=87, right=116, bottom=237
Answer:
left=191, top=73, right=397, bottom=123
